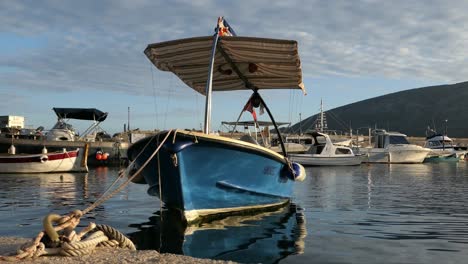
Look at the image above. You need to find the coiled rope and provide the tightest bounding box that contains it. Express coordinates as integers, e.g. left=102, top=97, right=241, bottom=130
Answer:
left=0, top=130, right=173, bottom=261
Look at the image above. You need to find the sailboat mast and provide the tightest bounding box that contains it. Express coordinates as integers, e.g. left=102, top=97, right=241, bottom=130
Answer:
left=320, top=99, right=324, bottom=132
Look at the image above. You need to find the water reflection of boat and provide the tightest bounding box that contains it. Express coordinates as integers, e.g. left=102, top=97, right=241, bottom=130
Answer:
left=128, top=204, right=306, bottom=263
left=0, top=172, right=113, bottom=236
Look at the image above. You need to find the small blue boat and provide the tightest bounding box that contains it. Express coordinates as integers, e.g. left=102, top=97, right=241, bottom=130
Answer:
left=128, top=17, right=307, bottom=223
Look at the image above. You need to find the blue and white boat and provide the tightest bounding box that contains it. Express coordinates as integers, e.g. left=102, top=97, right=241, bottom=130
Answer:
left=424, top=133, right=467, bottom=161
left=127, top=17, right=306, bottom=223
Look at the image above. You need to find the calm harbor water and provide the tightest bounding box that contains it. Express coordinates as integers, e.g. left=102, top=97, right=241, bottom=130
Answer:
left=1, top=162, right=468, bottom=263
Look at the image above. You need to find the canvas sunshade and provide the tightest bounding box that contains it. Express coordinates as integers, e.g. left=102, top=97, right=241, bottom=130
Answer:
left=144, top=36, right=306, bottom=95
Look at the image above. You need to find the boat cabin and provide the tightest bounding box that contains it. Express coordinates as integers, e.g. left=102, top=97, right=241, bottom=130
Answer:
left=307, top=131, right=353, bottom=155
left=373, top=129, right=410, bottom=149
left=424, top=134, right=455, bottom=149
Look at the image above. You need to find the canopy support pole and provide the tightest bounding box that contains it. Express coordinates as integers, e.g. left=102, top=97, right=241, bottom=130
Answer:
left=255, top=92, right=289, bottom=157
left=203, top=32, right=220, bottom=134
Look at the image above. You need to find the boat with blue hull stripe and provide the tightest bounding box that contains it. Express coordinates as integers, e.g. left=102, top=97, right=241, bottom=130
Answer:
left=128, top=17, right=307, bottom=223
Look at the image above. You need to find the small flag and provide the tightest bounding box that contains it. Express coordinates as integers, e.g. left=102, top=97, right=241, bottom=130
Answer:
left=243, top=97, right=257, bottom=121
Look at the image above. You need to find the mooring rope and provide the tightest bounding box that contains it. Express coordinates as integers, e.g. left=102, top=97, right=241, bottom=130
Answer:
left=0, top=130, right=174, bottom=261
left=90, top=132, right=162, bottom=210
left=82, top=129, right=172, bottom=215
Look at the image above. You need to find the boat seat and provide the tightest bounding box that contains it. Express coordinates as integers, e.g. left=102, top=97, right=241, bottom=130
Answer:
left=239, top=135, right=260, bottom=145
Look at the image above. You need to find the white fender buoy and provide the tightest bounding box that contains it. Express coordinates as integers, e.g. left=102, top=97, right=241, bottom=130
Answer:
left=8, top=145, right=16, bottom=155
left=40, top=155, right=49, bottom=163
left=292, top=162, right=306, bottom=182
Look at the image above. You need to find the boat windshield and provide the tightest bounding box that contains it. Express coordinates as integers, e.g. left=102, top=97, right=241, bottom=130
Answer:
left=52, top=121, right=74, bottom=131
left=427, top=140, right=454, bottom=147
left=389, top=135, right=409, bottom=145
left=442, top=140, right=454, bottom=146
left=335, top=147, right=351, bottom=154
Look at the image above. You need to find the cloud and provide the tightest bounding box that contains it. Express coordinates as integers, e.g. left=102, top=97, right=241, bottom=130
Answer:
left=1, top=0, right=467, bottom=131
left=1, top=0, right=467, bottom=94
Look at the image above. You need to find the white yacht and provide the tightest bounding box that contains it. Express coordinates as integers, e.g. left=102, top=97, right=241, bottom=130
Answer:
left=359, top=129, right=431, bottom=164
left=289, top=131, right=363, bottom=166
left=424, top=134, right=467, bottom=160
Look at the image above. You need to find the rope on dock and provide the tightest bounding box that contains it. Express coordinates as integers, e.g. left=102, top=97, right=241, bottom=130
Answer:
left=0, top=130, right=174, bottom=261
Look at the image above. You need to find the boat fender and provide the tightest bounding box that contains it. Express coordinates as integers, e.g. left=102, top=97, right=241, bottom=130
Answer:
left=96, top=151, right=103, bottom=160
left=102, top=152, right=109, bottom=160
left=291, top=162, right=306, bottom=181
left=40, top=155, right=48, bottom=163
left=281, top=162, right=306, bottom=182
left=8, top=145, right=15, bottom=155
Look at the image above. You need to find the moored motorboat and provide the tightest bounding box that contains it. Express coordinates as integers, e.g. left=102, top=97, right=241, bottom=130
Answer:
left=128, top=17, right=307, bottom=223
left=289, top=131, right=363, bottom=166
left=359, top=129, right=431, bottom=164
left=0, top=147, right=88, bottom=173
left=0, top=108, right=129, bottom=166
left=424, top=133, right=467, bottom=161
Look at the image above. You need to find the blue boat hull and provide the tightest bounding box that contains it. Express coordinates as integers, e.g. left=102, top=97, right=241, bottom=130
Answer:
left=128, top=130, right=300, bottom=222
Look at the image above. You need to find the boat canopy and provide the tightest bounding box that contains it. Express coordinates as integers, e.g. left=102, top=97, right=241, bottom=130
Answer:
left=222, top=121, right=290, bottom=127
left=144, top=36, right=306, bottom=95
left=52, top=108, right=108, bottom=122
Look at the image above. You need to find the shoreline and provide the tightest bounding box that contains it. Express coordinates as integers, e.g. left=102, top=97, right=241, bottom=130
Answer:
left=0, top=237, right=236, bottom=264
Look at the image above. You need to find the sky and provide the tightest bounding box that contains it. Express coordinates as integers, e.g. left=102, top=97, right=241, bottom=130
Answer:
left=1, top=0, right=467, bottom=135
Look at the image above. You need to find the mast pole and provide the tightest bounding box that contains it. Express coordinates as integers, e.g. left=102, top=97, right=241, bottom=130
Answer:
left=320, top=99, right=324, bottom=132
left=128, top=106, right=130, bottom=131
left=299, top=113, right=302, bottom=135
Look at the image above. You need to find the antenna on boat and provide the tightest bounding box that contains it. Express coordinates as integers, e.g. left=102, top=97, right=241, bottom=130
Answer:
left=299, top=113, right=302, bottom=135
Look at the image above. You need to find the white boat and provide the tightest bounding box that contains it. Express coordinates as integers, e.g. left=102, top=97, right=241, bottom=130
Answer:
left=0, top=108, right=129, bottom=166
left=424, top=133, right=467, bottom=161
left=45, top=107, right=108, bottom=142
left=359, top=129, right=431, bottom=164
left=221, top=120, right=309, bottom=154
left=0, top=147, right=88, bottom=173
left=289, top=131, right=363, bottom=166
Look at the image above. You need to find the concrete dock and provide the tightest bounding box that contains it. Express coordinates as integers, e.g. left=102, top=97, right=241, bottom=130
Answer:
left=0, top=237, right=236, bottom=264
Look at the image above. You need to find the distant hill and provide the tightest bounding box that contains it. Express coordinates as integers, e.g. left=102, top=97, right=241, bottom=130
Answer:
left=288, top=81, right=468, bottom=137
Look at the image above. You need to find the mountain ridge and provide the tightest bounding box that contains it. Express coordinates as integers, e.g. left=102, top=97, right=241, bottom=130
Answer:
left=290, top=81, right=468, bottom=137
